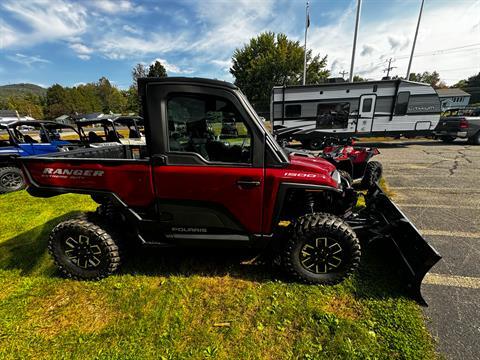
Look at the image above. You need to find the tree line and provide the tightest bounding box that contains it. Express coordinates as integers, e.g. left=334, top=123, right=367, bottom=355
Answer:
left=1, top=31, right=479, bottom=119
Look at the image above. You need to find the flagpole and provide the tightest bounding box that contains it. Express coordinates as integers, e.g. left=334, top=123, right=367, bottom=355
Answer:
left=349, top=0, right=362, bottom=82
left=406, top=0, right=424, bottom=79
left=303, top=0, right=309, bottom=85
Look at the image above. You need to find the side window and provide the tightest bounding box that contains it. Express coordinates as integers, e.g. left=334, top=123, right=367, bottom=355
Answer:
left=316, top=102, right=350, bottom=129
left=394, top=92, right=410, bottom=116
left=362, top=98, right=372, bottom=113
left=285, top=104, right=301, bottom=118
left=167, top=94, right=252, bottom=164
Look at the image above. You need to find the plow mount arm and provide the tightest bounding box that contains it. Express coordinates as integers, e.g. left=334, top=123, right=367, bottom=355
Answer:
left=347, top=185, right=442, bottom=305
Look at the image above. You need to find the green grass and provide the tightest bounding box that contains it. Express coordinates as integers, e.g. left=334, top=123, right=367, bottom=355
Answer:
left=0, top=190, right=437, bottom=359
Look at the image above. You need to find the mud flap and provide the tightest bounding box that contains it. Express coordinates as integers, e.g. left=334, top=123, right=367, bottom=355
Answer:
left=364, top=185, right=442, bottom=305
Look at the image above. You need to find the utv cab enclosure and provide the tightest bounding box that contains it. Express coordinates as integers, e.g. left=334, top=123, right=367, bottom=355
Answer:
left=0, top=120, right=83, bottom=193
left=17, top=77, right=440, bottom=303
left=272, top=79, right=441, bottom=149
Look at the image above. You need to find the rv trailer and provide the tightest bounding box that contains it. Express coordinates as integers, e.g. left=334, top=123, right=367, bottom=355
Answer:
left=271, top=80, right=441, bottom=149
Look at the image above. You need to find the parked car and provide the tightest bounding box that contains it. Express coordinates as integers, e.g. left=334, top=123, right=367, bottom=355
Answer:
left=0, top=121, right=83, bottom=193
left=434, top=107, right=480, bottom=144
left=75, top=116, right=144, bottom=146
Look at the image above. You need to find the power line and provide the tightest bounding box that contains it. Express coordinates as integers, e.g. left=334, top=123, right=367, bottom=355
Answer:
left=383, top=58, right=397, bottom=77
left=339, top=70, right=349, bottom=79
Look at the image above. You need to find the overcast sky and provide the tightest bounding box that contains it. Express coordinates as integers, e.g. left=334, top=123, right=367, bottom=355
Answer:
left=1, top=0, right=479, bottom=89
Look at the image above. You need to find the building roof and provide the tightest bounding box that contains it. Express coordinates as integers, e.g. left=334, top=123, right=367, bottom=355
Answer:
left=436, top=88, right=470, bottom=97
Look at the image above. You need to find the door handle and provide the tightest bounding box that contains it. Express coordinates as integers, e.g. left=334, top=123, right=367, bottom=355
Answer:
left=236, top=179, right=261, bottom=188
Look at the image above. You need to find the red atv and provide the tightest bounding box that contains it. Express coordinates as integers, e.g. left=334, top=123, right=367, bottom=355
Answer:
left=285, top=137, right=382, bottom=189
left=16, top=77, right=440, bottom=304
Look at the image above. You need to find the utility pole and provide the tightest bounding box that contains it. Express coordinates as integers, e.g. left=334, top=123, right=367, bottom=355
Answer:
left=303, top=0, right=310, bottom=85
left=383, top=58, right=397, bottom=78
left=339, top=70, right=349, bottom=80
left=406, top=0, right=425, bottom=79
left=349, top=0, right=362, bottom=82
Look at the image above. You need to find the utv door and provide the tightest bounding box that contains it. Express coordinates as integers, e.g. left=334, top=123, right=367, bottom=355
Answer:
left=356, top=95, right=376, bottom=133
left=145, top=83, right=265, bottom=246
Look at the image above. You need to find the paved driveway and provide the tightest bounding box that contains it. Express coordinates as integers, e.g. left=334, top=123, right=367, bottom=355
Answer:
left=369, top=139, right=480, bottom=360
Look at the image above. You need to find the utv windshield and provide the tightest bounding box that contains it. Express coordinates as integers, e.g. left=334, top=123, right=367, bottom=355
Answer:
left=237, top=91, right=289, bottom=163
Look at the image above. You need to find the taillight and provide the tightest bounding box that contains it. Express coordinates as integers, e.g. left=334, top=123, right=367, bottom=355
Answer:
left=460, top=118, right=469, bottom=129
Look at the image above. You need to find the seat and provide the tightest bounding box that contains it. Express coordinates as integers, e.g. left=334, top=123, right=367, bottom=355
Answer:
left=88, top=131, right=103, bottom=143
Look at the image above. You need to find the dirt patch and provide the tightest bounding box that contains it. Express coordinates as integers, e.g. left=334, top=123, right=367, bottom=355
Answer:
left=26, top=282, right=114, bottom=337
left=322, top=295, right=364, bottom=320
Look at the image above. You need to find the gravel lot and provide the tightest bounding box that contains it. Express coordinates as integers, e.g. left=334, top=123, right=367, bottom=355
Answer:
left=369, top=139, right=480, bottom=360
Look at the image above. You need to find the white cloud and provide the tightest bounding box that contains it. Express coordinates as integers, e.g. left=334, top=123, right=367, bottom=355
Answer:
left=7, top=53, right=50, bottom=67
left=210, top=59, right=233, bottom=72
left=89, top=0, right=143, bottom=14
left=78, top=54, right=91, bottom=60
left=1, top=0, right=87, bottom=47
left=122, top=24, right=141, bottom=35
left=308, top=1, right=480, bottom=84
left=150, top=58, right=194, bottom=74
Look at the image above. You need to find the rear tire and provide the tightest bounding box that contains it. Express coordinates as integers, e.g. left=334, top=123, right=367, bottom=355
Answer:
left=0, top=166, right=25, bottom=194
left=48, top=216, right=121, bottom=280
left=283, top=213, right=361, bottom=285
left=468, top=132, right=480, bottom=145
left=360, top=161, right=383, bottom=190
left=308, top=139, right=324, bottom=151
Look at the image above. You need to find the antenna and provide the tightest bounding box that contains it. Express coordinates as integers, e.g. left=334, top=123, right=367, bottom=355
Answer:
left=339, top=70, right=349, bottom=80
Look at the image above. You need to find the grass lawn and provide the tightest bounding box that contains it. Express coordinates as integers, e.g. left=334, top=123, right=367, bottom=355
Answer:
left=0, top=189, right=438, bottom=359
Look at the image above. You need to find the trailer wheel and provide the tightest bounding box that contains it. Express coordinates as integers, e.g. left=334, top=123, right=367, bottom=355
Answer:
left=283, top=213, right=361, bottom=284
left=360, top=161, right=383, bottom=190
left=48, top=216, right=121, bottom=280
left=308, top=139, right=324, bottom=151
left=0, top=166, right=26, bottom=194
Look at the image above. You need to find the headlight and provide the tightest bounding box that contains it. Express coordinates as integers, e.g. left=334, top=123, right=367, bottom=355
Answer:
left=331, top=170, right=341, bottom=187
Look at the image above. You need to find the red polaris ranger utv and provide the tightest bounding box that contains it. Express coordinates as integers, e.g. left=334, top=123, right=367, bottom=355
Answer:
left=17, top=78, right=440, bottom=303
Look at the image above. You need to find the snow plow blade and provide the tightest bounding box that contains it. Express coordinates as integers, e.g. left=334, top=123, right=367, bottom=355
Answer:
left=363, top=185, right=442, bottom=305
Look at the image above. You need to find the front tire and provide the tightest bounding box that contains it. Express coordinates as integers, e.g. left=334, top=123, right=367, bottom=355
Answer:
left=0, top=166, right=26, bottom=193
left=360, top=161, right=383, bottom=190
left=48, top=216, right=121, bottom=280
left=283, top=213, right=361, bottom=285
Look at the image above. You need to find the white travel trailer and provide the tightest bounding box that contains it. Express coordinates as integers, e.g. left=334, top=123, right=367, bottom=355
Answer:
left=271, top=80, right=441, bottom=148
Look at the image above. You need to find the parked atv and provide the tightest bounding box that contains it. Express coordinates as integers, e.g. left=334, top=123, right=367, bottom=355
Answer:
left=0, top=121, right=83, bottom=193
left=17, top=77, right=440, bottom=304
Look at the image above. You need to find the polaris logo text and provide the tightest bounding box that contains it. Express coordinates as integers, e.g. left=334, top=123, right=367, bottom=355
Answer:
left=172, top=227, right=207, bottom=233
left=284, top=172, right=318, bottom=178
left=42, top=168, right=104, bottom=177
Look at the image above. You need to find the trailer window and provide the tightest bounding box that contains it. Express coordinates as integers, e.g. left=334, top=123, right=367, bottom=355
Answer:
left=167, top=94, right=252, bottom=164
left=394, top=92, right=410, bottom=116
left=361, top=99, right=372, bottom=113
left=285, top=105, right=301, bottom=118
left=316, top=102, right=350, bottom=129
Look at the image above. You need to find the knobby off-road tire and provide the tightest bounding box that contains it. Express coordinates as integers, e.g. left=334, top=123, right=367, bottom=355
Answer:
left=48, top=216, right=121, bottom=280
left=360, top=161, right=383, bottom=190
left=0, top=166, right=26, bottom=193
left=283, top=213, right=361, bottom=285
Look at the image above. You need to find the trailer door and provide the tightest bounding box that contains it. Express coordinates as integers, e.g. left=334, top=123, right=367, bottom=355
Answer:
left=356, top=95, right=376, bottom=133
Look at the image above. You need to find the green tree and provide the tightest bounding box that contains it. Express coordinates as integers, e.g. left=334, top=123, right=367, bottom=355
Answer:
left=353, top=75, right=366, bottom=82
left=230, top=32, right=330, bottom=112
left=453, top=72, right=480, bottom=104
left=148, top=60, right=168, bottom=78
left=123, top=85, right=140, bottom=114
left=132, top=63, right=148, bottom=88
left=96, top=77, right=126, bottom=113
left=7, top=95, right=44, bottom=119
left=408, top=71, right=446, bottom=89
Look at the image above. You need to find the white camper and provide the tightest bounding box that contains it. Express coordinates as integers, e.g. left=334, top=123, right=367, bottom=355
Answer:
left=271, top=80, right=441, bottom=148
